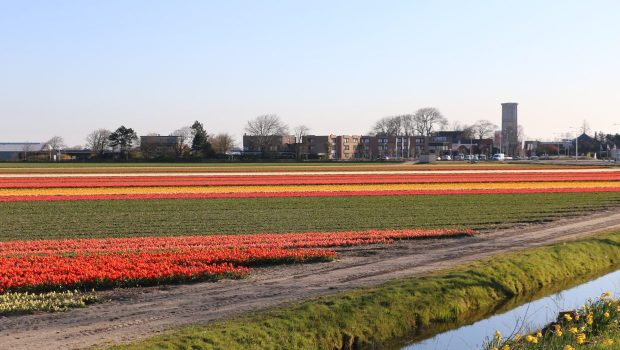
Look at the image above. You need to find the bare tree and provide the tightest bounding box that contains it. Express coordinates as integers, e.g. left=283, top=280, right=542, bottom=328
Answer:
left=400, top=114, right=415, bottom=136
left=211, top=133, right=236, bottom=154
left=170, top=126, right=193, bottom=157
left=413, top=108, right=447, bottom=136
left=371, top=116, right=402, bottom=136
left=244, top=114, right=289, bottom=153
left=171, top=126, right=193, bottom=146
left=471, top=120, right=498, bottom=140
left=516, top=124, right=525, bottom=157
left=293, top=125, right=311, bottom=160
left=45, top=136, right=66, bottom=152
left=86, top=129, right=112, bottom=156
left=449, top=120, right=463, bottom=132
left=580, top=120, right=591, bottom=135
left=293, top=125, right=310, bottom=143
left=461, top=125, right=475, bottom=139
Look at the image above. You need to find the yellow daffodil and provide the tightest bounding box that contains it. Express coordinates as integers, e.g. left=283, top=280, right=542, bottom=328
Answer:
left=602, top=338, right=614, bottom=346
left=576, top=333, right=586, bottom=345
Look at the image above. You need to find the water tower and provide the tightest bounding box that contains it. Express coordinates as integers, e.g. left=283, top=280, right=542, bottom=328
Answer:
left=501, top=103, right=518, bottom=155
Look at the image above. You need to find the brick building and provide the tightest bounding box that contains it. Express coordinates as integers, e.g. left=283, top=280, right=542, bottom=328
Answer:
left=243, top=132, right=495, bottom=160
left=242, top=134, right=296, bottom=157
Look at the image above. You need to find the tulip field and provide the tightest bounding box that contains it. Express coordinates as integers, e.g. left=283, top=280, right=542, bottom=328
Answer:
left=0, top=229, right=473, bottom=294
left=0, top=162, right=619, bottom=313
left=0, top=166, right=618, bottom=201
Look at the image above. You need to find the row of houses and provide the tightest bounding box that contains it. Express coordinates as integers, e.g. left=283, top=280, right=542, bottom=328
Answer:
left=0, top=143, right=60, bottom=161
left=0, top=143, right=95, bottom=161
left=243, top=131, right=496, bottom=160
left=5, top=133, right=618, bottom=161
left=523, top=133, right=620, bottom=159
left=0, top=136, right=183, bottom=161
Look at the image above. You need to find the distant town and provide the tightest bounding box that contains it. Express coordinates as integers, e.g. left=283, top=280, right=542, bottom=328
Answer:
left=1, top=102, right=619, bottom=162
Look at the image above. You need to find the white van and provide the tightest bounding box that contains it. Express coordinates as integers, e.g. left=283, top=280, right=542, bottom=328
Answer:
left=492, top=153, right=505, bottom=161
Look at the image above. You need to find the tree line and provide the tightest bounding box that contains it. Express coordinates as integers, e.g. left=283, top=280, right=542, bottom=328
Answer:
left=38, top=111, right=619, bottom=161
left=370, top=107, right=499, bottom=141
left=44, top=122, right=236, bottom=160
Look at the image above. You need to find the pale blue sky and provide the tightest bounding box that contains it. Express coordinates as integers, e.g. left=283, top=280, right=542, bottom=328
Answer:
left=1, top=0, right=619, bottom=146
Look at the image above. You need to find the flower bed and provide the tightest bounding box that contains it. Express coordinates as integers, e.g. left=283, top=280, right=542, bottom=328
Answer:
left=0, top=229, right=474, bottom=293
left=486, top=292, right=620, bottom=349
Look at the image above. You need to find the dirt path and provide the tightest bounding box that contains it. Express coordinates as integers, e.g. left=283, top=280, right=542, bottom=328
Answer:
left=3, top=210, right=620, bottom=350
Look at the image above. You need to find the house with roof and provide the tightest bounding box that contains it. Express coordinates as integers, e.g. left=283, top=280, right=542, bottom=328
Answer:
left=0, top=142, right=47, bottom=161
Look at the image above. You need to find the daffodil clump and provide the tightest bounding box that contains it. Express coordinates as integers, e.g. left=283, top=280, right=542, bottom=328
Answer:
left=0, top=290, right=97, bottom=314
left=485, top=292, right=620, bottom=349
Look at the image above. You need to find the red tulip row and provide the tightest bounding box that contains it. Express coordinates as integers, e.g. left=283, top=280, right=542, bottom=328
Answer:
left=0, top=229, right=474, bottom=256
left=0, top=229, right=472, bottom=293
left=2, top=172, right=619, bottom=188
left=1, top=186, right=619, bottom=202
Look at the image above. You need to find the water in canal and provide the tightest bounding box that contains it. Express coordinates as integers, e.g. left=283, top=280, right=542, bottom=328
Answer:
left=400, top=268, right=620, bottom=350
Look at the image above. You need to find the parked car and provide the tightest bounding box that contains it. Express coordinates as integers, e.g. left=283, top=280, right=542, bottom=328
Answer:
left=478, top=154, right=487, bottom=161
left=464, top=155, right=476, bottom=161
left=441, top=155, right=452, bottom=161
left=454, top=154, right=465, bottom=161
left=491, top=153, right=505, bottom=161
left=529, top=155, right=539, bottom=160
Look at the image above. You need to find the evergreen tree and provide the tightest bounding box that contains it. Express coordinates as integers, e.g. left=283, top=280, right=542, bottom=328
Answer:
left=108, top=126, right=138, bottom=160
left=190, top=121, right=213, bottom=158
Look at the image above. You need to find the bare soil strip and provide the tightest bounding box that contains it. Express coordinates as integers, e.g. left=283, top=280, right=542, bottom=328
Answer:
left=2, top=210, right=620, bottom=350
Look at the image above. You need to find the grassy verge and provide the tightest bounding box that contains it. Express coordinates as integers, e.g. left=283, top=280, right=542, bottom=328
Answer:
left=2, top=192, right=620, bottom=240
left=110, top=229, right=620, bottom=350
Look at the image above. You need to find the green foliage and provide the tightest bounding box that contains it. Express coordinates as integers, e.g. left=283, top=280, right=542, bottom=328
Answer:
left=108, top=126, right=138, bottom=160
left=1, top=192, right=620, bottom=241
left=190, top=121, right=213, bottom=158
left=110, top=230, right=620, bottom=350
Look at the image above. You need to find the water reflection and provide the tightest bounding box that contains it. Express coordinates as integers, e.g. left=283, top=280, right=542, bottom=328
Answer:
left=401, top=269, right=620, bottom=350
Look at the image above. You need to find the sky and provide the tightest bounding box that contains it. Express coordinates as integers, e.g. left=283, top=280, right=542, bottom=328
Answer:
left=1, top=0, right=619, bottom=147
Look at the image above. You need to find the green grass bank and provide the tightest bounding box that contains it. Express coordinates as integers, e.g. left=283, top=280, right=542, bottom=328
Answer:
left=110, top=229, right=620, bottom=350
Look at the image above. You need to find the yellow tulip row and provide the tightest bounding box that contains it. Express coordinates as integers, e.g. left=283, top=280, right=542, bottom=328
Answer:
left=0, top=181, right=618, bottom=196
